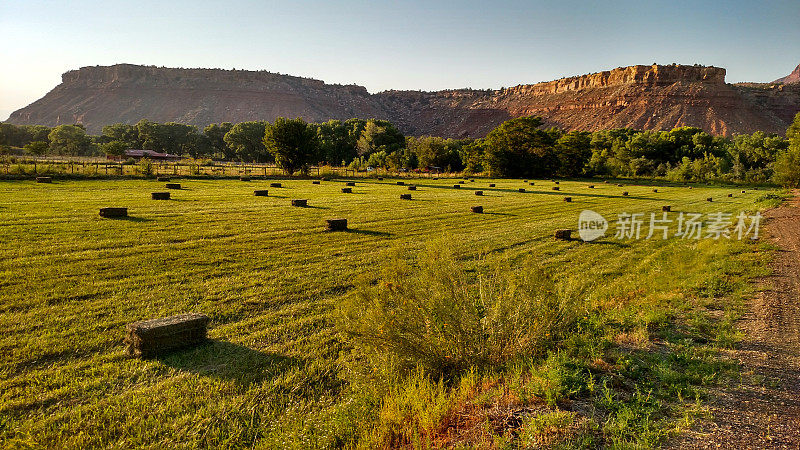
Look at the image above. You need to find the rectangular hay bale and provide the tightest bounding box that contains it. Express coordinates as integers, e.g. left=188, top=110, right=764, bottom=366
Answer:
left=151, top=192, right=170, bottom=200
left=270, top=182, right=282, bottom=188
left=125, top=313, right=210, bottom=358
left=291, top=199, right=308, bottom=207
left=554, top=229, right=572, bottom=240
left=166, top=183, right=181, bottom=189
left=400, top=194, right=412, bottom=200
left=471, top=205, right=483, bottom=213
left=326, top=218, right=347, bottom=231
left=99, top=207, right=127, bottom=218
left=254, top=190, right=269, bottom=196
left=36, top=177, right=52, bottom=183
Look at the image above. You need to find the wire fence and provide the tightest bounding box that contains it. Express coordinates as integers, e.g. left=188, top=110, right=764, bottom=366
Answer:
left=0, top=157, right=446, bottom=179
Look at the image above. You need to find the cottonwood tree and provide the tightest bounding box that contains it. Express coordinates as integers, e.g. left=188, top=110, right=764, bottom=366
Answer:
left=264, top=118, right=319, bottom=175
left=224, top=121, right=268, bottom=162
left=48, top=124, right=94, bottom=156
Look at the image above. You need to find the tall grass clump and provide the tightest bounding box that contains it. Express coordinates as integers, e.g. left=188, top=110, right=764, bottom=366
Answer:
left=339, top=246, right=581, bottom=377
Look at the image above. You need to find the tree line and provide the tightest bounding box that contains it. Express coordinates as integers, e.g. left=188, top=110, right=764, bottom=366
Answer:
left=2, top=112, right=799, bottom=185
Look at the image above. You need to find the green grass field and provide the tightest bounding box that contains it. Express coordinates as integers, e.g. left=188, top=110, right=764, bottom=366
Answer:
left=0, top=177, right=781, bottom=448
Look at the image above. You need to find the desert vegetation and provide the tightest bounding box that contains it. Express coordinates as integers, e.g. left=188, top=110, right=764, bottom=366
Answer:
left=0, top=175, right=784, bottom=447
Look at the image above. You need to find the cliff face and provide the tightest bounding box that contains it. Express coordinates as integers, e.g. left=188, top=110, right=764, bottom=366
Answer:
left=6, top=63, right=799, bottom=137
left=773, top=63, right=800, bottom=84
left=8, top=65, right=385, bottom=134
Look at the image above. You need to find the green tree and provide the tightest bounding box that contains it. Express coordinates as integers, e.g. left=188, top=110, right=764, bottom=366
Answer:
left=100, top=123, right=140, bottom=148
left=224, top=121, right=268, bottom=162
left=317, top=120, right=358, bottom=165
left=48, top=124, right=94, bottom=156
left=204, top=123, right=234, bottom=159
left=773, top=112, right=800, bottom=187
left=554, top=131, right=591, bottom=177
left=483, top=116, right=557, bottom=177
left=23, top=141, right=49, bottom=156
left=263, top=118, right=319, bottom=175
left=101, top=140, right=128, bottom=157
left=356, top=119, right=404, bottom=157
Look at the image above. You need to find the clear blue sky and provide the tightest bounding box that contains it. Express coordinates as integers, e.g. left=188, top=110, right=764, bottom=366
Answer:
left=2, top=0, right=799, bottom=121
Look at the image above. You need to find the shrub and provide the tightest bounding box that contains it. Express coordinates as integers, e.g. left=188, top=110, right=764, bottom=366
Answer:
left=338, top=246, right=580, bottom=377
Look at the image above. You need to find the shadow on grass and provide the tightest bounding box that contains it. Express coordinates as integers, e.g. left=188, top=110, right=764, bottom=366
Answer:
left=158, top=340, right=301, bottom=386
left=295, top=205, right=330, bottom=209
left=345, top=228, right=393, bottom=237
left=483, top=212, right=517, bottom=216
left=108, top=216, right=154, bottom=223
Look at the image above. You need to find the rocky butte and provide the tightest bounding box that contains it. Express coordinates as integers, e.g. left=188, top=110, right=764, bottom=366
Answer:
left=6, top=63, right=800, bottom=137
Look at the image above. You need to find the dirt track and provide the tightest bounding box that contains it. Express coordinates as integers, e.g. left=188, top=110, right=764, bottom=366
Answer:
left=671, top=193, right=800, bottom=448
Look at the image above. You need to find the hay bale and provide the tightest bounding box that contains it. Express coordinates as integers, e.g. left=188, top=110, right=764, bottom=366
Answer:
left=554, top=181, right=560, bottom=185
left=400, top=194, right=412, bottom=200
left=270, top=182, right=282, bottom=188
left=341, top=187, right=352, bottom=193
left=518, top=188, right=526, bottom=193
left=587, top=185, right=594, bottom=188
left=603, top=180, right=609, bottom=183
left=408, top=185, right=417, bottom=190
left=727, top=193, right=733, bottom=197
left=291, top=199, right=308, bottom=207
left=471, top=205, right=483, bottom=213
left=312, top=180, right=320, bottom=185
left=166, top=183, right=181, bottom=189
left=326, top=218, right=348, bottom=231
left=662, top=206, right=671, bottom=212
left=554, top=229, right=572, bottom=240
left=453, top=184, right=461, bottom=189
left=617, top=184, right=624, bottom=187
left=529, top=182, right=536, bottom=186
left=707, top=197, right=713, bottom=202
left=151, top=192, right=170, bottom=200
left=563, top=197, right=572, bottom=202
left=157, top=177, right=170, bottom=182
left=622, top=191, right=629, bottom=196
left=458, top=181, right=465, bottom=184
left=240, top=176, right=251, bottom=181
left=689, top=186, right=693, bottom=190
left=346, top=182, right=356, bottom=186
left=378, top=177, right=384, bottom=180
left=552, top=186, right=560, bottom=191
left=433, top=177, right=439, bottom=180
left=99, top=207, right=128, bottom=218
left=254, top=190, right=269, bottom=196
left=35, top=177, right=52, bottom=183
left=475, top=191, right=483, bottom=196
left=742, top=190, right=746, bottom=193
left=470, top=179, right=475, bottom=182
left=397, top=181, right=405, bottom=186
left=523, top=179, right=528, bottom=182
left=652, top=189, right=658, bottom=193
left=489, top=183, right=496, bottom=187
left=125, top=313, right=210, bottom=358
left=321, top=177, right=330, bottom=181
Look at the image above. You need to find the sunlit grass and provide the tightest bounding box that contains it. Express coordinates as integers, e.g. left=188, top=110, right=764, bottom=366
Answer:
left=0, top=177, right=778, bottom=447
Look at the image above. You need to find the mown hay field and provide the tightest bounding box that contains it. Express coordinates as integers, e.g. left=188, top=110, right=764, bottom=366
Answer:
left=0, top=177, right=779, bottom=447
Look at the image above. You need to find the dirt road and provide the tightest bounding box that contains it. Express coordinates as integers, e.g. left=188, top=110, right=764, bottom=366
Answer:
left=671, top=193, right=800, bottom=448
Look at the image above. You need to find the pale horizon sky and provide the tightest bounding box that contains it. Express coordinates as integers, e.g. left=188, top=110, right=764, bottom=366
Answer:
left=2, top=0, right=799, bottom=121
